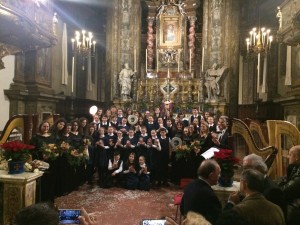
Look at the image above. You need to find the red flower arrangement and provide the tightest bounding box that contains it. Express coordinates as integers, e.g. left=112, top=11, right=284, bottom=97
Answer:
left=214, top=149, right=240, bottom=186
left=0, top=141, right=35, bottom=162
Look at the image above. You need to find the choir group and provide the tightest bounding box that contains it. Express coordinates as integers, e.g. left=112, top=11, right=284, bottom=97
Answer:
left=29, top=105, right=230, bottom=202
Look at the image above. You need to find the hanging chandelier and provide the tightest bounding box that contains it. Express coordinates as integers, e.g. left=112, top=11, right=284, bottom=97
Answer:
left=71, top=30, right=96, bottom=70
left=246, top=27, right=273, bottom=55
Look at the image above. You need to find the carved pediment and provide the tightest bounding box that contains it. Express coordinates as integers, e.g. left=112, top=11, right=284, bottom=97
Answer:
left=0, top=1, right=57, bottom=69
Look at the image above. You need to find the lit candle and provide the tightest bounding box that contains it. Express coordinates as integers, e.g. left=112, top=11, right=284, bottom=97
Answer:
left=71, top=38, right=75, bottom=52
left=201, top=47, right=204, bottom=72
left=146, top=49, right=148, bottom=72
left=269, top=36, right=273, bottom=50
left=246, top=38, right=250, bottom=52
left=93, top=41, right=96, bottom=53
left=82, top=30, right=86, bottom=48
left=257, top=53, right=261, bottom=93
left=71, top=56, right=75, bottom=93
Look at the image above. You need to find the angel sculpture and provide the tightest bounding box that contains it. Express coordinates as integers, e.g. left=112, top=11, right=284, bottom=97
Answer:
left=204, top=63, right=228, bottom=101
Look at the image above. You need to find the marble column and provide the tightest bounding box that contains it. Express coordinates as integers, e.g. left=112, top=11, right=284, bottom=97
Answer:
left=147, top=17, right=155, bottom=72
left=188, top=16, right=197, bottom=74
left=202, top=0, right=240, bottom=116
left=106, top=0, right=141, bottom=101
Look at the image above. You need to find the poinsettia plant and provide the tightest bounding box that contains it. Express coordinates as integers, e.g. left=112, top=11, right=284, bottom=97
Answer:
left=214, top=149, right=240, bottom=177
left=0, top=141, right=35, bottom=162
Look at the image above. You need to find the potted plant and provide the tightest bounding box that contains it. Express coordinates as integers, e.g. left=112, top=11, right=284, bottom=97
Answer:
left=214, top=149, right=240, bottom=187
left=0, top=141, right=35, bottom=174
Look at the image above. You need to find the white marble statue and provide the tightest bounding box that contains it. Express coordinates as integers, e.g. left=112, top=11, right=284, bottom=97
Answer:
left=276, top=7, right=282, bottom=30
left=119, top=63, right=135, bottom=100
left=204, top=63, right=228, bottom=101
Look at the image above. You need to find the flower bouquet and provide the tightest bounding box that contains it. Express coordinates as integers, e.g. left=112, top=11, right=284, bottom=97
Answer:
left=40, top=143, right=60, bottom=160
left=175, top=144, right=191, bottom=160
left=67, top=148, right=85, bottom=166
left=214, top=149, right=240, bottom=187
left=190, top=140, right=202, bottom=154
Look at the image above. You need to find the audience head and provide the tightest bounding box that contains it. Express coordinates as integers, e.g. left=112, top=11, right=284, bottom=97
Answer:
left=182, top=211, right=211, bottom=225
left=197, top=159, right=220, bottom=186
left=243, top=154, right=268, bottom=174
left=240, top=169, right=264, bottom=195
left=13, top=202, right=58, bottom=225
left=288, top=145, right=300, bottom=165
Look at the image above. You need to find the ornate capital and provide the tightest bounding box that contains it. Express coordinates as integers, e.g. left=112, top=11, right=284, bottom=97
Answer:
left=0, top=44, right=21, bottom=70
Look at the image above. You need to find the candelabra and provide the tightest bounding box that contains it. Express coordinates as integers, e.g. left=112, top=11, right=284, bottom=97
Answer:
left=246, top=27, right=273, bottom=55
left=71, top=30, right=96, bottom=70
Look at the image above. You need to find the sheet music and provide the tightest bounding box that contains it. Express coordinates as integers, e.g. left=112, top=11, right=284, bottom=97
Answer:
left=201, top=147, right=220, bottom=159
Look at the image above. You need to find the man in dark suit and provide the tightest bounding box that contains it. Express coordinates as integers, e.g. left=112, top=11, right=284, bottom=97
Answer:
left=180, top=159, right=222, bottom=225
left=212, top=116, right=230, bottom=149
left=242, top=153, right=287, bottom=218
left=224, top=169, right=285, bottom=225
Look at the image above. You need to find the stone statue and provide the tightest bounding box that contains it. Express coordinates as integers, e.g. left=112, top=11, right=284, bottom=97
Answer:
left=276, top=7, right=282, bottom=30
left=204, top=63, right=228, bottom=102
left=119, top=63, right=135, bottom=100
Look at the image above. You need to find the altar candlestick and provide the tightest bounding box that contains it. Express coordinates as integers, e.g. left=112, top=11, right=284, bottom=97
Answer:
left=189, top=49, right=192, bottom=73
left=71, top=56, right=75, bottom=93
left=257, top=53, right=261, bottom=93
left=146, top=49, right=148, bottom=73
left=156, top=50, right=159, bottom=73
left=177, top=49, right=180, bottom=72
left=201, top=47, right=204, bottom=72
left=134, top=48, right=136, bottom=72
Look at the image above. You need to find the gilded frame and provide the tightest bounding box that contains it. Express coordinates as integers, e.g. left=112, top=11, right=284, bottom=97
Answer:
left=159, top=15, right=182, bottom=48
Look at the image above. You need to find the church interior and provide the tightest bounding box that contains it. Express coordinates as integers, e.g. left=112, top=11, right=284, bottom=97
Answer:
left=0, top=0, right=300, bottom=224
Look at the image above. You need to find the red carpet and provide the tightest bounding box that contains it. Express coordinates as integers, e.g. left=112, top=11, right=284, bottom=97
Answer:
left=55, top=184, right=180, bottom=225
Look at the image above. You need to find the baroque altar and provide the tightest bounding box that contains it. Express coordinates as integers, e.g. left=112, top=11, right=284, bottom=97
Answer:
left=109, top=0, right=238, bottom=116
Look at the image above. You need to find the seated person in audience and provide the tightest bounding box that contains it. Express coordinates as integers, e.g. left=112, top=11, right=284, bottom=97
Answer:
left=14, top=202, right=59, bottom=225
left=278, top=145, right=300, bottom=225
left=225, top=169, right=285, bottom=225
left=180, top=159, right=222, bottom=224
left=242, top=154, right=286, bottom=217
left=211, top=116, right=230, bottom=149
left=216, top=210, right=249, bottom=225
left=123, top=152, right=139, bottom=190
left=138, top=155, right=151, bottom=191
left=166, top=211, right=212, bottom=225
left=14, top=203, right=96, bottom=225
left=107, top=151, right=123, bottom=187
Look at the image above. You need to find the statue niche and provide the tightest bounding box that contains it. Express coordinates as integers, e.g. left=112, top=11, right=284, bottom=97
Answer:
left=204, top=63, right=228, bottom=102
left=155, top=1, right=187, bottom=76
